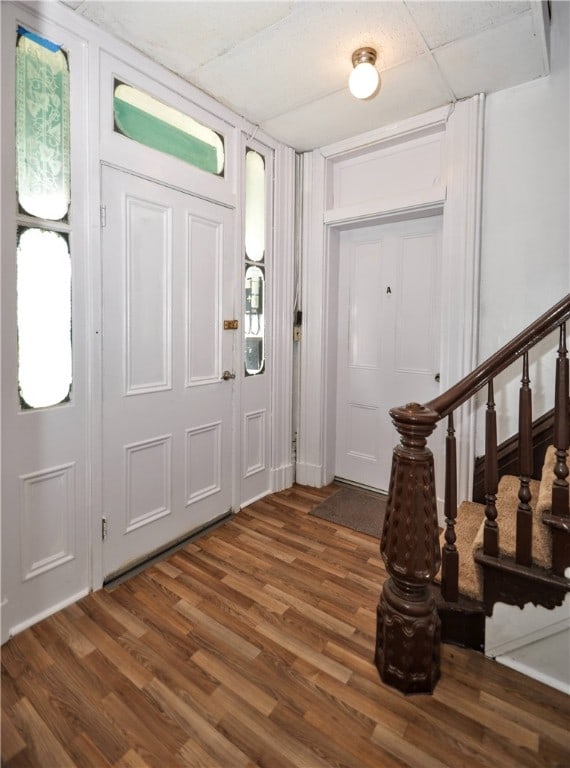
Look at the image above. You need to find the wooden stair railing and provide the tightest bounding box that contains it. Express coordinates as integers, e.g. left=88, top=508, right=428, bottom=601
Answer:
left=374, top=293, right=570, bottom=695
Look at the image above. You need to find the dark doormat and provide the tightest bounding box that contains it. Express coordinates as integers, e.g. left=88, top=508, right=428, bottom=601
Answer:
left=309, top=485, right=387, bottom=538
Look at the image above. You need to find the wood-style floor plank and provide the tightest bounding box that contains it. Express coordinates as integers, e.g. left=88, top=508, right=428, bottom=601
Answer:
left=3, top=483, right=570, bottom=768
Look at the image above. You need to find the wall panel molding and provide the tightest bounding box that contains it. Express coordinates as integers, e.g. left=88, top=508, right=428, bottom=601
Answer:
left=186, top=421, right=222, bottom=503
left=20, top=463, right=76, bottom=581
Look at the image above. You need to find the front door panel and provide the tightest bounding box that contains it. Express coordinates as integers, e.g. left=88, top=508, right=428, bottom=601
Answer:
left=101, top=166, right=235, bottom=578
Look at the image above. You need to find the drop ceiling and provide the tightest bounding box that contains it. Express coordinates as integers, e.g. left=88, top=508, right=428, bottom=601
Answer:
left=61, top=1, right=551, bottom=151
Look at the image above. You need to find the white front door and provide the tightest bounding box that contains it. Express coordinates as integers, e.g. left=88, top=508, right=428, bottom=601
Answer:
left=101, top=166, right=236, bottom=579
left=335, top=215, right=443, bottom=492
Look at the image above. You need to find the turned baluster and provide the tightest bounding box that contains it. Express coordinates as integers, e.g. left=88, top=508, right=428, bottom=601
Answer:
left=375, top=403, right=441, bottom=695
left=552, top=323, right=569, bottom=518
left=516, top=352, right=533, bottom=566
left=483, top=381, right=499, bottom=558
left=441, top=412, right=459, bottom=602
left=548, top=323, right=570, bottom=577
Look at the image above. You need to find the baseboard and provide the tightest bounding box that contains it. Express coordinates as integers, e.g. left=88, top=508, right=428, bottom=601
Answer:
left=6, top=588, right=90, bottom=641
left=494, top=655, right=570, bottom=695
left=271, top=463, right=295, bottom=492
left=1, top=598, right=9, bottom=645
left=485, top=599, right=570, bottom=694
left=295, top=461, right=324, bottom=487
left=486, top=615, right=570, bottom=658
left=241, top=488, right=273, bottom=508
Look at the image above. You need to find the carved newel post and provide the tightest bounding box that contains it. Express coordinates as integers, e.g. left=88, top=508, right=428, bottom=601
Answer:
left=375, top=402, right=442, bottom=694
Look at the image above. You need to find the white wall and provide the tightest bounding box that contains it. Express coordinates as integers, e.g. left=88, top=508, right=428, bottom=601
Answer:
left=477, top=0, right=569, bottom=450
left=486, top=596, right=570, bottom=695
left=478, top=2, right=570, bottom=692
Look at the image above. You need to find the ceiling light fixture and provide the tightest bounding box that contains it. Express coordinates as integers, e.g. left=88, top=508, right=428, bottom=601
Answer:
left=349, top=47, right=380, bottom=100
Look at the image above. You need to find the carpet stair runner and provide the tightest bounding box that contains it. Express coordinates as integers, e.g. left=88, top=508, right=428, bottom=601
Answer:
left=436, top=445, right=567, bottom=603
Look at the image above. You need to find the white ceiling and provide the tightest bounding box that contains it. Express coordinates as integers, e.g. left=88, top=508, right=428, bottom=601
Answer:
left=61, top=0, right=550, bottom=151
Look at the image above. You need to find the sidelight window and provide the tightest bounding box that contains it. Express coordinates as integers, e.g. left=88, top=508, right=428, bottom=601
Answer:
left=17, top=229, right=72, bottom=409
left=15, top=27, right=73, bottom=409
left=244, top=149, right=266, bottom=376
left=16, top=28, right=70, bottom=221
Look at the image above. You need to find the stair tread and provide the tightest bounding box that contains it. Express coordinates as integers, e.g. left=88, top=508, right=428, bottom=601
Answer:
left=436, top=444, right=568, bottom=604
left=438, top=475, right=549, bottom=602
left=435, top=500, right=486, bottom=601
left=472, top=475, right=549, bottom=569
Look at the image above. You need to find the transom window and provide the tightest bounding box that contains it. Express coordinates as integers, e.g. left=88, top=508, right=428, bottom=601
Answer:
left=113, top=81, right=225, bottom=176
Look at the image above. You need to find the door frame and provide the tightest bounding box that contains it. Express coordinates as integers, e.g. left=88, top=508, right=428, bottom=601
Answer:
left=297, top=96, right=484, bottom=507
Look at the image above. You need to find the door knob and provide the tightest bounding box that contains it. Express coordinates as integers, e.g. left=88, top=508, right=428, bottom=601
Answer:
left=221, top=370, right=236, bottom=381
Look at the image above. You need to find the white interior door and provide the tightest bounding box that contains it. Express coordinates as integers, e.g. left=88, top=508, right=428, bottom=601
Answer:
left=335, top=215, right=443, bottom=492
left=101, top=166, right=235, bottom=579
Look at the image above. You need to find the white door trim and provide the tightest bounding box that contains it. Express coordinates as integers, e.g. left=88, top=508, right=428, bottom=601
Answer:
left=297, top=95, right=484, bottom=506
left=270, top=144, right=296, bottom=492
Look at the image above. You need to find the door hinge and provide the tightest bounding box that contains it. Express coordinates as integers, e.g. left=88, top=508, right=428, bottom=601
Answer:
left=100, top=205, right=107, bottom=228
left=102, top=517, right=108, bottom=541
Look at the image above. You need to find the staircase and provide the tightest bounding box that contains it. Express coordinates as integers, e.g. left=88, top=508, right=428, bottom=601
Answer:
left=374, top=294, right=570, bottom=695
left=435, top=445, right=569, bottom=654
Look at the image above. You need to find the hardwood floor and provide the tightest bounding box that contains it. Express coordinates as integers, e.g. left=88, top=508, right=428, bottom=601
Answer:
left=3, top=484, right=569, bottom=768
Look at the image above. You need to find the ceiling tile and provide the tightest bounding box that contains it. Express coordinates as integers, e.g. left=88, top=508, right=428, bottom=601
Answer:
left=59, top=0, right=550, bottom=151
left=406, top=0, right=530, bottom=49
left=191, top=1, right=427, bottom=123
left=434, top=10, right=548, bottom=99
left=77, top=1, right=295, bottom=76
left=261, top=54, right=451, bottom=151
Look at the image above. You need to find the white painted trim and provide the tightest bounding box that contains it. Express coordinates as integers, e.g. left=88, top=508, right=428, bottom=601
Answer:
left=324, top=187, right=446, bottom=227
left=1, top=600, right=9, bottom=645
left=7, top=588, right=90, bottom=640
left=494, top=656, right=570, bottom=696
left=529, top=0, right=551, bottom=77
left=298, top=97, right=484, bottom=497
left=271, top=463, right=295, bottom=492
left=439, top=95, right=485, bottom=502
left=319, top=105, right=452, bottom=159
left=240, top=488, right=274, bottom=509
left=271, top=145, right=296, bottom=493
left=295, top=461, right=325, bottom=488
left=296, top=150, right=330, bottom=487
left=89, top=45, right=104, bottom=591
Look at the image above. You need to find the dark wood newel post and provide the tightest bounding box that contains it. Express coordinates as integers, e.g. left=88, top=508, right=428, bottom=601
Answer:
left=375, top=402, right=441, bottom=695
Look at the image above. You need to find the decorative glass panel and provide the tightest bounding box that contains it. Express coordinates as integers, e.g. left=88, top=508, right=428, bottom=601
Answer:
left=17, top=228, right=72, bottom=409
left=114, top=82, right=225, bottom=176
left=16, top=29, right=70, bottom=221
left=245, top=149, right=265, bottom=262
left=244, top=265, right=265, bottom=376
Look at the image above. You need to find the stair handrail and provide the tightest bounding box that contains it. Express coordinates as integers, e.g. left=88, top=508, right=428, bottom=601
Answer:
left=395, top=293, right=570, bottom=425
left=374, top=293, right=570, bottom=696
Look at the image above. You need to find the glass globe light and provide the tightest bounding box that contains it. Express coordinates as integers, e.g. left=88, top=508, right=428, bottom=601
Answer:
left=349, top=47, right=380, bottom=100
